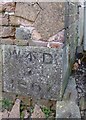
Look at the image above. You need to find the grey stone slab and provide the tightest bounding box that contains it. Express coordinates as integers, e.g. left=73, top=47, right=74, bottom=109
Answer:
left=56, top=101, right=81, bottom=118
left=63, top=77, right=78, bottom=102
left=2, top=45, right=63, bottom=100
left=15, top=27, right=32, bottom=40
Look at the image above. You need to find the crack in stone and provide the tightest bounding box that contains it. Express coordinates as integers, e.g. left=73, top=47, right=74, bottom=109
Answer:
left=36, top=2, right=44, bottom=10
left=34, top=10, right=41, bottom=23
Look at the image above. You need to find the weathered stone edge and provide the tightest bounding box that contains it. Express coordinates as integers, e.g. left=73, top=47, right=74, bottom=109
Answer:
left=0, top=45, right=2, bottom=110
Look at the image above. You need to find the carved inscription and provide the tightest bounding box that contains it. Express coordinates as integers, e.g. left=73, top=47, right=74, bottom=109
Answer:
left=2, top=45, right=63, bottom=99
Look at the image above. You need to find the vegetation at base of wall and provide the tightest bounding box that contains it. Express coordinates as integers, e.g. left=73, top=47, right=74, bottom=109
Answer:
left=1, top=98, right=13, bottom=111
left=41, top=106, right=52, bottom=118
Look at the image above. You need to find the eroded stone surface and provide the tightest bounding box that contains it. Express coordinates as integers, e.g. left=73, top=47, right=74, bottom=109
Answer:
left=2, top=109, right=9, bottom=118
left=2, top=45, right=63, bottom=100
left=1, top=2, right=16, bottom=12
left=9, top=99, right=20, bottom=118
left=34, top=2, right=64, bottom=39
left=0, top=13, right=9, bottom=26
left=63, top=77, right=78, bottom=102
left=0, top=26, right=15, bottom=38
left=31, top=104, right=46, bottom=118
left=15, top=2, right=64, bottom=39
left=15, top=3, right=40, bottom=22
left=56, top=101, right=81, bottom=118
left=15, top=26, right=32, bottom=40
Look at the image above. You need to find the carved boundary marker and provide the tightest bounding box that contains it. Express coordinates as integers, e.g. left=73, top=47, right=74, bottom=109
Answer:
left=1, top=45, right=64, bottom=100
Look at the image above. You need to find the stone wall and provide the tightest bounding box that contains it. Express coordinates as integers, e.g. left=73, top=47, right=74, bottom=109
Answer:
left=0, top=2, right=65, bottom=45
left=0, top=2, right=81, bottom=100
left=0, top=2, right=65, bottom=100
left=0, top=2, right=16, bottom=43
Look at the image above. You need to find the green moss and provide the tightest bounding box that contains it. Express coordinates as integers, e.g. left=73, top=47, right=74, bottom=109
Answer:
left=2, top=98, right=13, bottom=110
left=41, top=106, right=52, bottom=118
left=20, top=111, right=25, bottom=120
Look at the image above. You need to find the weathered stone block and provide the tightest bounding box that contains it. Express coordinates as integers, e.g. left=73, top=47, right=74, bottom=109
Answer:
left=2, top=2, right=16, bottom=12
left=0, top=48, right=2, bottom=101
left=9, top=15, right=33, bottom=26
left=0, top=26, right=15, bottom=38
left=63, top=77, right=78, bottom=102
left=0, top=38, right=15, bottom=45
left=15, top=3, right=40, bottom=22
left=80, top=97, right=86, bottom=111
left=34, top=2, right=64, bottom=39
left=0, top=13, right=9, bottom=26
left=56, top=101, right=81, bottom=118
left=0, top=4, right=3, bottom=12
left=9, top=15, right=20, bottom=26
left=15, top=27, right=32, bottom=40
left=14, top=2, right=65, bottom=40
left=16, top=25, right=42, bottom=41
left=31, top=29, right=42, bottom=40
left=2, top=45, right=63, bottom=100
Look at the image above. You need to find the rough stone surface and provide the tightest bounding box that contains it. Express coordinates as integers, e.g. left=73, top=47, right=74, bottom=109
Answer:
left=2, top=2, right=16, bottom=12
left=9, top=99, right=20, bottom=118
left=80, top=97, right=86, bottom=111
left=0, top=2, right=65, bottom=42
left=15, top=3, right=40, bottom=22
left=15, top=26, right=42, bottom=41
left=0, top=26, right=15, bottom=38
left=0, top=13, right=9, bottom=26
left=23, top=110, right=30, bottom=118
left=34, top=2, right=64, bottom=39
left=56, top=101, right=81, bottom=118
left=29, top=40, right=48, bottom=47
left=15, top=2, right=64, bottom=40
left=31, top=29, right=42, bottom=40
left=48, top=29, right=64, bottom=42
left=0, top=112, right=2, bottom=120
left=9, top=15, right=20, bottom=26
left=2, top=45, right=63, bottom=100
left=63, top=77, right=78, bottom=102
left=9, top=15, right=33, bottom=26
left=15, top=26, right=33, bottom=40
left=0, top=48, right=2, bottom=102
left=0, top=83, right=1, bottom=96
left=0, top=4, right=3, bottom=12
left=31, top=104, right=45, bottom=118
left=2, top=109, right=9, bottom=118
left=47, top=42, right=63, bottom=48
left=0, top=38, right=16, bottom=46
